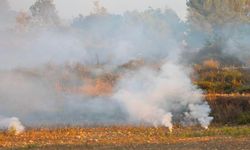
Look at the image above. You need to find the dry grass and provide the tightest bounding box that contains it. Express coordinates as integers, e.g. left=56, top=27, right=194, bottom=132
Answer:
left=202, top=59, right=220, bottom=69
left=0, top=126, right=249, bottom=149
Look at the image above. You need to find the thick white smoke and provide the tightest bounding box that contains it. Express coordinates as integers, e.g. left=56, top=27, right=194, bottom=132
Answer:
left=114, top=62, right=213, bottom=131
left=0, top=116, right=25, bottom=134
left=0, top=0, right=214, bottom=132
left=186, top=104, right=213, bottom=129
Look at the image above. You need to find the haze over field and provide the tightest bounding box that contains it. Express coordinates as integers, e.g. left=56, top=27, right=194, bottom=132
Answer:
left=8, top=0, right=188, bottom=20
left=0, top=0, right=249, bottom=134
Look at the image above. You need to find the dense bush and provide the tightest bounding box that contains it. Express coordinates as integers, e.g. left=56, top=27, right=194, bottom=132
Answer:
left=207, top=96, right=250, bottom=124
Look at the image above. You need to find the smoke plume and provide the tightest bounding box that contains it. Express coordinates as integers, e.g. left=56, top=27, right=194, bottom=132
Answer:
left=0, top=0, right=215, bottom=132
left=114, top=62, right=213, bottom=131
left=0, top=116, right=25, bottom=134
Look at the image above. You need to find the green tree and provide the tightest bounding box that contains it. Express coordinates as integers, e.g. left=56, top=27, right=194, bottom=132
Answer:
left=187, top=0, right=250, bottom=28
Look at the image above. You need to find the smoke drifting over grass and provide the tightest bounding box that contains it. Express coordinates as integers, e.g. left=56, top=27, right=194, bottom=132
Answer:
left=0, top=0, right=216, bottom=132
left=114, top=63, right=213, bottom=131
left=0, top=116, right=25, bottom=135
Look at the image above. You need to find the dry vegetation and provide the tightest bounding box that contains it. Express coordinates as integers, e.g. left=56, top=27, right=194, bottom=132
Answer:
left=52, top=59, right=250, bottom=97
left=0, top=93, right=249, bottom=149
left=194, top=59, right=250, bottom=93
left=0, top=126, right=250, bottom=149
left=1, top=64, right=247, bottom=149
left=14, top=61, right=250, bottom=126
left=1, top=68, right=247, bottom=149
left=1, top=0, right=250, bottom=149
left=207, top=95, right=250, bottom=124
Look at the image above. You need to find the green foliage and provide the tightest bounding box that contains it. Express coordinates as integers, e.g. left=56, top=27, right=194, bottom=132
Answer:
left=237, top=86, right=250, bottom=93
left=237, top=112, right=250, bottom=124
left=20, top=144, right=39, bottom=150
left=176, top=126, right=250, bottom=137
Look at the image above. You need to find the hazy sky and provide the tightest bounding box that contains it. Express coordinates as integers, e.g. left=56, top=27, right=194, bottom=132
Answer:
left=8, top=0, right=187, bottom=20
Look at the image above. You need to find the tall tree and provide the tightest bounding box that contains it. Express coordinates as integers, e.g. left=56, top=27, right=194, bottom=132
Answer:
left=30, top=0, right=60, bottom=25
left=187, top=0, right=250, bottom=30
left=186, top=0, right=250, bottom=65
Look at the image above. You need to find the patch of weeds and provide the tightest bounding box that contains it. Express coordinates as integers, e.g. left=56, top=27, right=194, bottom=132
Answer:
left=174, top=126, right=250, bottom=138
left=19, top=144, right=39, bottom=150
left=237, top=112, right=250, bottom=124
left=220, top=126, right=250, bottom=137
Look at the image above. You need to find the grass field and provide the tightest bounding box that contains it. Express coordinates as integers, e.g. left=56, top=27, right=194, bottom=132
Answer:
left=1, top=125, right=250, bottom=149
left=1, top=96, right=249, bottom=149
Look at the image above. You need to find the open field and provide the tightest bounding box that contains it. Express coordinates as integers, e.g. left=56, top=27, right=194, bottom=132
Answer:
left=0, top=95, right=249, bottom=150
left=0, top=126, right=250, bottom=149
left=1, top=0, right=250, bottom=149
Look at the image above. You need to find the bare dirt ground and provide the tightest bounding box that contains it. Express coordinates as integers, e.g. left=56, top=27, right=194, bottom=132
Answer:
left=0, top=126, right=249, bottom=150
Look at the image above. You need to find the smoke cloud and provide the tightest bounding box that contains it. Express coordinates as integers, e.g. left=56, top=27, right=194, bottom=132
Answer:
left=0, top=0, right=215, bottom=132
left=0, top=116, right=25, bottom=134
left=114, top=62, right=212, bottom=131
